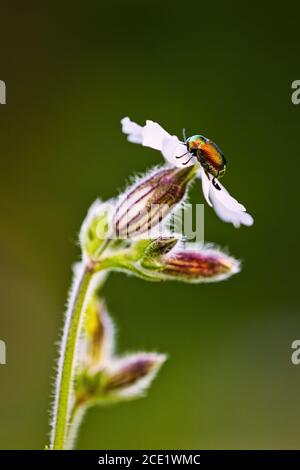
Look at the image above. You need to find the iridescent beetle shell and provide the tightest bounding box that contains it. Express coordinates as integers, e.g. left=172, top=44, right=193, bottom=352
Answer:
left=186, top=134, right=226, bottom=179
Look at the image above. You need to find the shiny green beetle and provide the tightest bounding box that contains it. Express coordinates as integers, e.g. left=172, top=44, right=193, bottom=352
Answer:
left=177, top=133, right=227, bottom=189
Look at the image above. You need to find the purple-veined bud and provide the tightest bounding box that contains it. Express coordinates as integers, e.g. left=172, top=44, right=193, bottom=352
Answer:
left=160, top=248, right=240, bottom=282
left=113, top=166, right=195, bottom=238
left=103, top=353, right=166, bottom=398
left=78, top=296, right=115, bottom=371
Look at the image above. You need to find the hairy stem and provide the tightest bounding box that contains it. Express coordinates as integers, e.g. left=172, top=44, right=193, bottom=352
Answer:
left=51, top=264, right=93, bottom=450
left=97, top=252, right=161, bottom=282
left=50, top=244, right=158, bottom=449
left=65, top=402, right=89, bottom=450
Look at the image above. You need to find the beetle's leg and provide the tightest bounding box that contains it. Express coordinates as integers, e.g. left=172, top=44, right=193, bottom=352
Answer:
left=176, top=151, right=189, bottom=159
left=182, top=155, right=195, bottom=166
left=212, top=177, right=221, bottom=190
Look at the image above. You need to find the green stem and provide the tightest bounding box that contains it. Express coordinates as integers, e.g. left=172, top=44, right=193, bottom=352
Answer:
left=98, top=254, right=161, bottom=281
left=51, top=265, right=93, bottom=450
left=65, top=402, right=89, bottom=450
left=50, top=246, right=158, bottom=449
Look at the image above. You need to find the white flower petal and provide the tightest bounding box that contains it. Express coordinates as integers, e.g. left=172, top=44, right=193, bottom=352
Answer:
left=143, top=120, right=171, bottom=150
left=121, top=117, right=143, bottom=144
left=161, top=136, right=182, bottom=166
left=209, top=187, right=253, bottom=228
left=127, top=134, right=143, bottom=144
left=197, top=167, right=253, bottom=227
left=198, top=167, right=212, bottom=207
left=238, top=211, right=254, bottom=226
left=121, top=117, right=196, bottom=168
left=173, top=142, right=195, bottom=164
left=215, top=180, right=246, bottom=212
left=162, top=137, right=196, bottom=168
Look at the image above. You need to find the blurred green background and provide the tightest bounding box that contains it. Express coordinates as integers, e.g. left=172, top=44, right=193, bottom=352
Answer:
left=1, top=0, right=300, bottom=449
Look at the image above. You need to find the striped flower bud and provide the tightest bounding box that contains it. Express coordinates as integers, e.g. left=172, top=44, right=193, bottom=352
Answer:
left=160, top=248, right=240, bottom=282
left=113, top=166, right=195, bottom=238
left=102, top=353, right=166, bottom=398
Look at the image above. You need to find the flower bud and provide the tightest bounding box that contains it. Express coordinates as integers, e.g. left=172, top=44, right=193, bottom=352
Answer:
left=113, top=166, right=195, bottom=238
left=143, top=236, right=178, bottom=257
left=79, top=200, right=113, bottom=259
left=82, top=297, right=115, bottom=370
left=141, top=237, right=178, bottom=269
left=103, top=353, right=166, bottom=398
left=160, top=248, right=240, bottom=282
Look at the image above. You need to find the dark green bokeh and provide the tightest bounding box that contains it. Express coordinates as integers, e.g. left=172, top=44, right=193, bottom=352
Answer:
left=0, top=0, right=300, bottom=449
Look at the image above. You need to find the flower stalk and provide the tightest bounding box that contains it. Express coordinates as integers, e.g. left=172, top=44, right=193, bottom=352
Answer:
left=51, top=264, right=93, bottom=449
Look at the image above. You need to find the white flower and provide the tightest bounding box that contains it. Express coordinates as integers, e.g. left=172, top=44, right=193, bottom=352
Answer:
left=121, top=117, right=194, bottom=167
left=121, top=117, right=253, bottom=228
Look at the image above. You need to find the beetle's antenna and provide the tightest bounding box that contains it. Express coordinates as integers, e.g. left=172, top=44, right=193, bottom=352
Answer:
left=182, top=128, right=187, bottom=141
